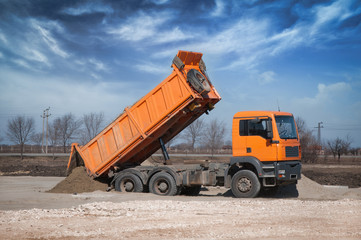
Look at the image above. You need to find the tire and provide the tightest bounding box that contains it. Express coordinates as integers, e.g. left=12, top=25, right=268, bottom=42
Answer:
left=149, top=172, right=178, bottom=196
left=187, top=69, right=211, bottom=94
left=181, top=185, right=202, bottom=196
left=114, top=173, right=144, bottom=193
left=231, top=170, right=261, bottom=198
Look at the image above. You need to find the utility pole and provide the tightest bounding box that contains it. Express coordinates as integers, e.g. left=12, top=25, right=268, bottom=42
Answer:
left=40, top=110, right=45, bottom=153
left=315, top=122, right=323, bottom=145
left=45, top=107, right=51, bottom=154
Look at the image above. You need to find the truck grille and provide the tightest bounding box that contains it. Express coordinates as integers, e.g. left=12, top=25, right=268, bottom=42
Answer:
left=285, top=146, right=299, bottom=157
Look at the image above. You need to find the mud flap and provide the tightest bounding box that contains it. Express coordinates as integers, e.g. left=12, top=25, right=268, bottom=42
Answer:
left=66, top=143, right=85, bottom=176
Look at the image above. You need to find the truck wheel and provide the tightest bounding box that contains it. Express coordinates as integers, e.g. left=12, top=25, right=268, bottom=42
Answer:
left=149, top=172, right=178, bottom=196
left=115, top=173, right=144, bottom=193
left=187, top=69, right=211, bottom=94
left=231, top=170, right=260, bottom=198
left=181, top=185, right=202, bottom=196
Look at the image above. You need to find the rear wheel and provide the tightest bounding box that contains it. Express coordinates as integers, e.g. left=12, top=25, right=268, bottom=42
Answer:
left=231, top=170, right=260, bottom=198
left=149, top=172, right=178, bottom=196
left=115, top=173, right=144, bottom=193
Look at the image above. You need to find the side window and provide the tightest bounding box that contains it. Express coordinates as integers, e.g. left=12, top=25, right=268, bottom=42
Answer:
left=239, top=120, right=248, bottom=136
left=239, top=119, right=268, bottom=138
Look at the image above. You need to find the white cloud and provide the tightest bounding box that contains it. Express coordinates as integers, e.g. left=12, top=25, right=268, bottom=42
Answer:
left=62, top=2, right=113, bottom=15
left=134, top=62, right=169, bottom=75
left=89, top=58, right=108, bottom=72
left=289, top=81, right=353, bottom=128
left=12, top=59, right=32, bottom=70
left=288, top=81, right=361, bottom=146
left=90, top=72, right=100, bottom=80
left=35, top=24, right=69, bottom=58
left=108, top=11, right=192, bottom=44
left=108, top=12, right=167, bottom=42
left=154, top=0, right=361, bottom=70
left=0, top=70, right=141, bottom=132
left=148, top=0, right=170, bottom=4
left=258, top=71, right=276, bottom=85
left=268, top=27, right=303, bottom=55
left=300, top=82, right=352, bottom=105
left=2, top=17, right=70, bottom=70
left=211, top=0, right=225, bottom=17
left=153, top=27, right=193, bottom=44
left=24, top=48, right=49, bottom=66
left=155, top=18, right=270, bottom=69
left=0, top=32, right=8, bottom=44
left=312, top=0, right=355, bottom=33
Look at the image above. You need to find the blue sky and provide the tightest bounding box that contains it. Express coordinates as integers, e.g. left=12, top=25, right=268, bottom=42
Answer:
left=0, top=0, right=361, bottom=147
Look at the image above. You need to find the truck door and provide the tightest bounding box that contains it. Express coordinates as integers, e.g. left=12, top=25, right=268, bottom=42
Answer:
left=235, top=117, right=278, bottom=161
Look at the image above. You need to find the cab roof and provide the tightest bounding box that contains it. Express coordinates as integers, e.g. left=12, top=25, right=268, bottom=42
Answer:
left=233, top=111, right=293, bottom=118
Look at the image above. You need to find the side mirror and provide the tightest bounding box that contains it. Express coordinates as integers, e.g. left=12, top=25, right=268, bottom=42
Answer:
left=266, top=119, right=273, bottom=139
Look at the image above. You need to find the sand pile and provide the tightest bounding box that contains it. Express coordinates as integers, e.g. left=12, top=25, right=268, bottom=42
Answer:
left=297, top=174, right=361, bottom=200
left=47, top=167, right=108, bottom=193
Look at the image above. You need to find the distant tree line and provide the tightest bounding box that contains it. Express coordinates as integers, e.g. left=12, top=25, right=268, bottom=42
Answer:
left=2, top=113, right=228, bottom=158
left=2, top=113, right=359, bottom=162
left=296, top=117, right=357, bottom=163
left=3, top=112, right=105, bottom=159
left=171, top=118, right=227, bottom=157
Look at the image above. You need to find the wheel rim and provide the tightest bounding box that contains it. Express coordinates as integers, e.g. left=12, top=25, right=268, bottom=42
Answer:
left=187, top=69, right=210, bottom=93
left=237, top=177, right=252, bottom=193
left=195, top=72, right=204, bottom=82
left=121, top=179, right=135, bottom=192
left=155, top=179, right=169, bottom=194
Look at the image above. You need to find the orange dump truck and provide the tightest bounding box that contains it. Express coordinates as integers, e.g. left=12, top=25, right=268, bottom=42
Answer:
left=67, top=50, right=301, bottom=198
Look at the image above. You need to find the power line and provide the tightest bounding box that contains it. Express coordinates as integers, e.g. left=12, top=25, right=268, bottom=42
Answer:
left=324, top=128, right=361, bottom=131
left=314, top=122, right=323, bottom=145
left=40, top=107, right=51, bottom=154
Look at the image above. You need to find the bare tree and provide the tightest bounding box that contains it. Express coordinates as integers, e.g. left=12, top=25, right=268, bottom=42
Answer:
left=295, top=117, right=318, bottom=163
left=6, top=115, right=35, bottom=159
left=182, top=118, right=204, bottom=151
left=79, top=112, right=104, bottom=145
left=54, top=113, right=82, bottom=153
left=31, top=132, right=43, bottom=146
left=48, top=121, right=60, bottom=152
left=166, top=133, right=180, bottom=150
left=327, top=136, right=352, bottom=161
left=202, top=118, right=226, bottom=157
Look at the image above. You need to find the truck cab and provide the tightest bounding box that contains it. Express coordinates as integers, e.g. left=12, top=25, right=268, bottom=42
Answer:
left=232, top=111, right=301, bottom=162
left=227, top=111, right=302, bottom=197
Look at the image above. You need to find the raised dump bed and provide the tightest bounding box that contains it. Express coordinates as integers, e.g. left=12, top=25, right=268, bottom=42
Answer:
left=67, top=51, right=221, bottom=177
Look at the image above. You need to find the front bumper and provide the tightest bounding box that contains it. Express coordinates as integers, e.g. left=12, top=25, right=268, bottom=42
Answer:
left=275, top=161, right=302, bottom=182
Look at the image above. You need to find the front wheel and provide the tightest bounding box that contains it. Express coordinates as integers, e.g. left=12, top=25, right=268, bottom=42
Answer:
left=231, top=170, right=260, bottom=198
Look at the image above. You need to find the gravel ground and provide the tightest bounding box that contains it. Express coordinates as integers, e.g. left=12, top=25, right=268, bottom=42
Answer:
left=1, top=199, right=361, bottom=240
left=1, top=175, right=361, bottom=239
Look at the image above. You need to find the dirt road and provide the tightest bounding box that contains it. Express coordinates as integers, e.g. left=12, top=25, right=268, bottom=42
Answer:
left=1, top=176, right=361, bottom=239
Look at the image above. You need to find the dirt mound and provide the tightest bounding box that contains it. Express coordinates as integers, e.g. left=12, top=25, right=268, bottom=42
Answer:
left=296, top=174, right=361, bottom=200
left=257, top=174, right=361, bottom=200
left=47, top=167, right=108, bottom=193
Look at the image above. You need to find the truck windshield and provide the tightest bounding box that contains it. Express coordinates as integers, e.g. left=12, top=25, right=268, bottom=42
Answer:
left=275, top=116, right=298, bottom=139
